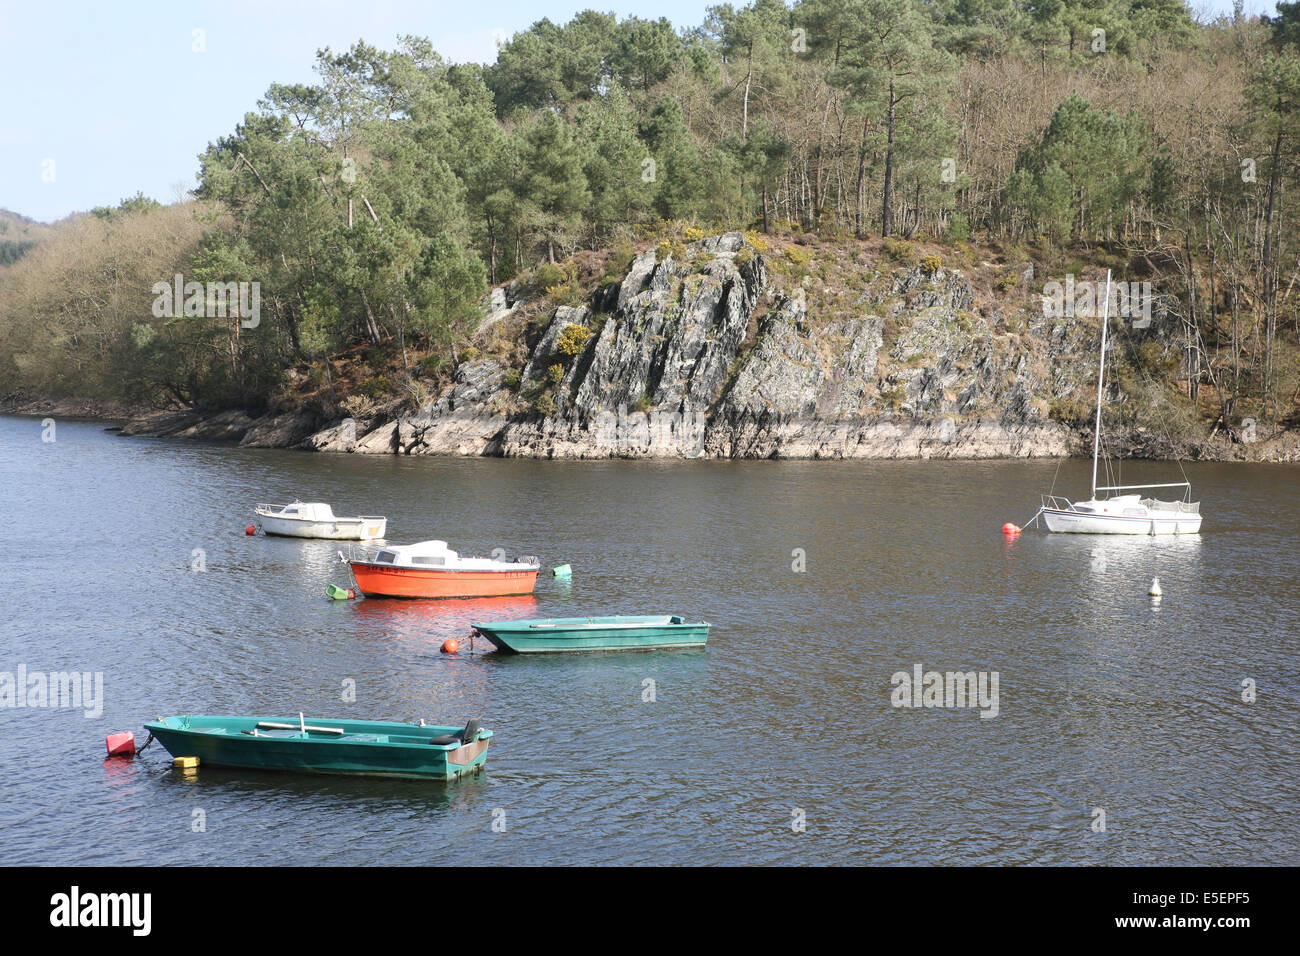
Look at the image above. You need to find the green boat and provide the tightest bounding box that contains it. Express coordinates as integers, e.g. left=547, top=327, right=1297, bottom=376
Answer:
left=470, top=615, right=711, bottom=653
left=143, top=715, right=491, bottom=781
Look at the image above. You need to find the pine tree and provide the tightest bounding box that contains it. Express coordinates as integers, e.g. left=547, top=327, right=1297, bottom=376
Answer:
left=519, top=111, right=591, bottom=263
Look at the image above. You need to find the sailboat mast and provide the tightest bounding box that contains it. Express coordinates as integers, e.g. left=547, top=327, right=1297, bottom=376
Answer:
left=1091, top=270, right=1112, bottom=500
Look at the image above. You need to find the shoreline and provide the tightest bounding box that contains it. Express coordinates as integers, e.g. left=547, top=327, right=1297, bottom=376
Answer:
left=6, top=392, right=1298, bottom=463
left=8, top=236, right=1300, bottom=465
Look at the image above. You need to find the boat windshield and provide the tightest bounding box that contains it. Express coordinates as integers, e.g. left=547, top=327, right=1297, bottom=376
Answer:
left=375, top=551, right=396, bottom=563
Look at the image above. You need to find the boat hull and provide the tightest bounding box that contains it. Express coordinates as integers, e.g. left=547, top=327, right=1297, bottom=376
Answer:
left=1042, top=508, right=1202, bottom=535
left=350, top=562, right=538, bottom=599
left=144, top=716, right=490, bottom=781
left=473, top=616, right=711, bottom=653
left=259, top=515, right=387, bottom=540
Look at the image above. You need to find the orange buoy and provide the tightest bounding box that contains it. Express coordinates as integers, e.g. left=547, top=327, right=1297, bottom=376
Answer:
left=1002, top=523, right=1021, bottom=535
left=441, top=639, right=459, bottom=654
left=106, top=731, right=135, bottom=758
left=245, top=525, right=256, bottom=535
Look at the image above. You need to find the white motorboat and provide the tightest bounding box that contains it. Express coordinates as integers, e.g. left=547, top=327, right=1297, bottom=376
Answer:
left=1036, top=270, right=1202, bottom=535
left=255, top=501, right=387, bottom=540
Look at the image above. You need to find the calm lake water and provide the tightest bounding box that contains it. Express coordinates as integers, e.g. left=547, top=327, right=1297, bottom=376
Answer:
left=1, top=414, right=1296, bottom=865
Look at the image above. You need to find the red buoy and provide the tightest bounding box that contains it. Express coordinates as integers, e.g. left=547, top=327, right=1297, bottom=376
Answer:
left=441, top=639, right=459, bottom=654
left=245, top=525, right=256, bottom=536
left=1002, top=522, right=1021, bottom=536
left=106, top=731, right=135, bottom=758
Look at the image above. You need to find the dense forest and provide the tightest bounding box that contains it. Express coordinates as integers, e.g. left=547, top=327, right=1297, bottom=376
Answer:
left=3, top=0, right=1300, bottom=438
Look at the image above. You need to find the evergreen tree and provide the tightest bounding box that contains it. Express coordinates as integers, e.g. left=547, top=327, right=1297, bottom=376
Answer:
left=643, top=97, right=710, bottom=221
left=831, top=0, right=955, bottom=236
left=518, top=111, right=591, bottom=263
left=610, top=17, right=683, bottom=99
left=574, top=87, right=655, bottom=237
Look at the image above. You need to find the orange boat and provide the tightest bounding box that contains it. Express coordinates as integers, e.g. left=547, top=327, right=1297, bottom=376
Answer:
left=347, top=540, right=540, bottom=599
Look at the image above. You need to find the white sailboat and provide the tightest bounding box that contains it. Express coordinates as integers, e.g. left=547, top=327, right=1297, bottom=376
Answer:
left=1037, top=270, right=1202, bottom=535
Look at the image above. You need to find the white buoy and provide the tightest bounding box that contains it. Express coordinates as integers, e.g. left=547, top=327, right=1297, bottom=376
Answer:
left=1149, top=577, right=1162, bottom=598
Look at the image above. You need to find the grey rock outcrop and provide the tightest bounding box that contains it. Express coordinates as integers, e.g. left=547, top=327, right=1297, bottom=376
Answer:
left=300, top=417, right=360, bottom=453
left=171, top=233, right=1113, bottom=459
left=239, top=410, right=320, bottom=448
left=119, top=408, right=254, bottom=441
left=394, top=359, right=510, bottom=456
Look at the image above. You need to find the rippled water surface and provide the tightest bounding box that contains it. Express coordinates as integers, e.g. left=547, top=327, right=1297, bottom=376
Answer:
left=1, top=415, right=1296, bottom=865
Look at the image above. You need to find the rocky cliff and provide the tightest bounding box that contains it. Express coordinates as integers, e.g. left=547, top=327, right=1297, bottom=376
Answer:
left=280, top=232, right=1080, bottom=459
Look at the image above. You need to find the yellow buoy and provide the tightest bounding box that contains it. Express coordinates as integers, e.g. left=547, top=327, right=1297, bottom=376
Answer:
left=173, top=756, right=199, bottom=769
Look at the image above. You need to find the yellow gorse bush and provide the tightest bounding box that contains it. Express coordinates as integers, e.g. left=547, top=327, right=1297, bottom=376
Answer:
left=555, top=323, right=593, bottom=358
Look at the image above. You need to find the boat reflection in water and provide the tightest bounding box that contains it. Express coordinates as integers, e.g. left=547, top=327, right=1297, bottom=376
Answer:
left=349, top=594, right=540, bottom=651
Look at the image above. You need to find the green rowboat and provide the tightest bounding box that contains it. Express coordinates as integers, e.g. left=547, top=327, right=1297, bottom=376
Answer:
left=471, top=615, right=710, bottom=654
left=143, top=715, right=491, bottom=781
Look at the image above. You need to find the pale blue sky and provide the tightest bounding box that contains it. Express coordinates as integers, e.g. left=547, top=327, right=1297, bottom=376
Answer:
left=0, top=0, right=1275, bottom=222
